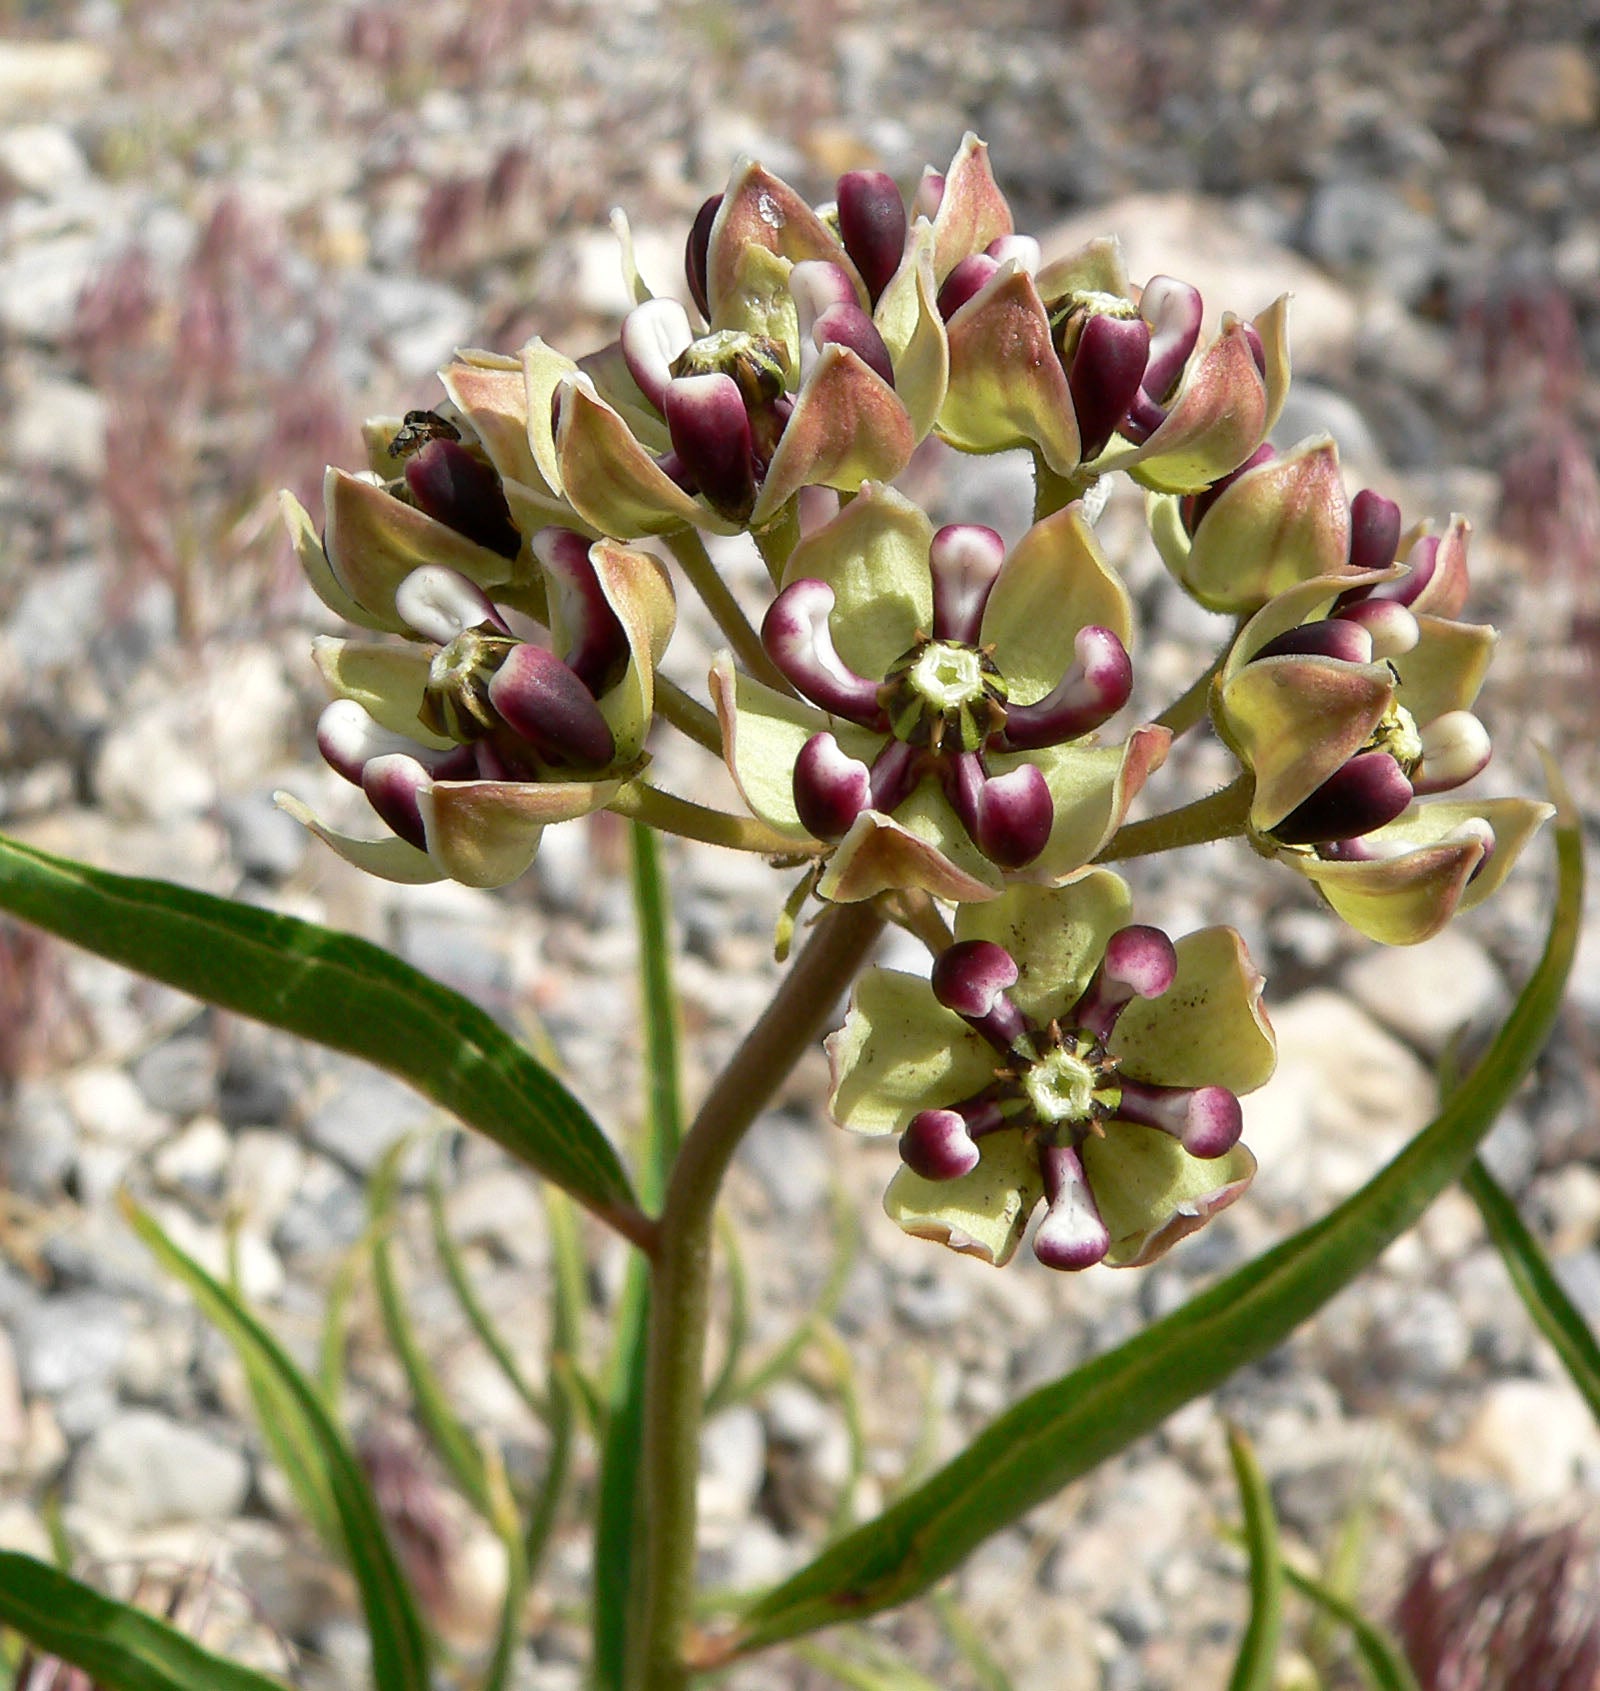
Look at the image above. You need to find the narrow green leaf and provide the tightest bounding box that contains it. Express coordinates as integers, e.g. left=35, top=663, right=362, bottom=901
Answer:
left=792, top=1637, right=943, bottom=1691
left=525, top=1187, right=584, bottom=1582
left=427, top=1141, right=550, bottom=1426
left=0, top=1553, right=290, bottom=1691
left=223, top=1240, right=342, bottom=1551
left=704, top=1216, right=753, bottom=1414
left=477, top=1446, right=530, bottom=1691
left=930, top=1592, right=1015, bottom=1691
left=319, top=1227, right=371, bottom=1417
left=0, top=832, right=635, bottom=1221
left=592, top=821, right=683, bottom=1688
left=730, top=796, right=1581, bottom=1650
left=1225, top=1425, right=1283, bottom=1691
left=1277, top=1561, right=1422, bottom=1691
left=123, top=1199, right=432, bottom=1691
left=1464, top=1156, right=1600, bottom=1426
left=370, top=1140, right=492, bottom=1513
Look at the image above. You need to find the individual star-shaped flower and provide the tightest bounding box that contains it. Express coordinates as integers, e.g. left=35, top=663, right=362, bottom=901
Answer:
left=278, top=528, right=673, bottom=888
left=826, top=873, right=1274, bottom=1270
left=1212, top=519, right=1553, bottom=943
left=517, top=155, right=949, bottom=538
left=709, top=483, right=1170, bottom=903
left=929, top=195, right=1290, bottom=494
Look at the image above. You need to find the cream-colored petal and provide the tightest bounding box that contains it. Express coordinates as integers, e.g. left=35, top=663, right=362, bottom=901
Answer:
left=816, top=798, right=1005, bottom=905
left=1114, top=927, right=1275, bottom=1094
left=590, top=539, right=676, bottom=761
left=521, top=337, right=581, bottom=497
left=323, top=468, right=517, bottom=625
left=710, top=242, right=802, bottom=362
left=928, top=133, right=1015, bottom=284
left=981, top=502, right=1133, bottom=701
left=706, top=158, right=862, bottom=321
left=310, top=637, right=453, bottom=749
left=281, top=491, right=394, bottom=632
left=779, top=481, right=935, bottom=680
left=441, top=351, right=548, bottom=493
left=873, top=222, right=948, bottom=442
left=939, top=265, right=1081, bottom=474
left=1218, top=658, right=1394, bottom=833
left=750, top=346, right=917, bottom=528
left=1225, top=566, right=1399, bottom=677
left=421, top=777, right=622, bottom=889
left=884, top=1128, right=1043, bottom=1267
left=1083, top=1125, right=1255, bottom=1268
left=1392, top=616, right=1496, bottom=725
left=274, top=791, right=443, bottom=884
left=708, top=655, right=833, bottom=839
left=824, top=968, right=995, bottom=1137
left=1033, top=235, right=1131, bottom=302
left=957, top=870, right=1132, bottom=1027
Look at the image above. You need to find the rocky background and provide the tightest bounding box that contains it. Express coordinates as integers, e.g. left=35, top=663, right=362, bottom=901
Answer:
left=2, top=2, right=1600, bottom=1687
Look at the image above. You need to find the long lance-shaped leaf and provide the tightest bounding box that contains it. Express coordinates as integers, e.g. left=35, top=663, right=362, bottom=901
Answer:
left=0, top=832, right=636, bottom=1225
left=593, top=821, right=684, bottom=1688
left=123, top=1198, right=432, bottom=1691
left=1225, top=1425, right=1283, bottom=1691
left=0, top=1553, right=292, bottom=1691
left=723, top=791, right=1581, bottom=1653
left=1464, top=1156, right=1600, bottom=1427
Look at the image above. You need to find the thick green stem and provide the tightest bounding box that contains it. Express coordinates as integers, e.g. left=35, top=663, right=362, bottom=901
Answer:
left=608, top=783, right=817, bottom=857
left=627, top=902, right=886, bottom=1691
left=1095, top=773, right=1255, bottom=863
left=664, top=530, right=789, bottom=694
left=654, top=677, right=723, bottom=754
left=1033, top=453, right=1100, bottom=523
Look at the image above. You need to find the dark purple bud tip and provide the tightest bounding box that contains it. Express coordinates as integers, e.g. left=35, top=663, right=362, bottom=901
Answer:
left=937, top=253, right=999, bottom=321
left=685, top=193, right=721, bottom=320
left=931, top=939, right=1019, bottom=1018
left=761, top=578, right=884, bottom=723
left=1348, top=488, right=1403, bottom=573
left=1000, top=626, right=1132, bottom=750
left=836, top=170, right=907, bottom=304
left=1118, top=1080, right=1243, bottom=1158
left=534, top=528, right=631, bottom=697
left=1273, top=750, right=1414, bottom=847
left=1180, top=443, right=1277, bottom=536
left=487, top=644, right=616, bottom=768
left=1250, top=619, right=1374, bottom=665
left=971, top=761, right=1054, bottom=868
left=1138, top=275, right=1204, bottom=403
left=404, top=438, right=521, bottom=559
left=1034, top=1144, right=1111, bottom=1271
left=1069, top=311, right=1152, bottom=459
left=812, top=302, right=896, bottom=386
left=362, top=752, right=431, bottom=852
left=396, top=566, right=509, bottom=645
left=900, top=1108, right=982, bottom=1181
left=793, top=732, right=872, bottom=839
left=929, top=523, right=1006, bottom=644
left=663, top=372, right=757, bottom=523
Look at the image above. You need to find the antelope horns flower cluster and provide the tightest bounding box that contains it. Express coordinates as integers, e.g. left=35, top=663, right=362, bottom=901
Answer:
left=710, top=483, right=1169, bottom=902
left=827, top=873, right=1274, bottom=1270
left=280, top=528, right=673, bottom=888
left=1212, top=519, right=1552, bottom=944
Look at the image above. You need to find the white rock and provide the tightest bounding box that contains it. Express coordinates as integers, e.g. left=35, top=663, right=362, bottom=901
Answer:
left=0, top=123, right=89, bottom=196
left=0, top=232, right=102, bottom=341
left=0, top=1500, right=51, bottom=1559
left=0, top=1329, right=25, bottom=1467
left=69, top=1409, right=250, bottom=1529
left=14, top=372, right=106, bottom=480
left=1342, top=928, right=1504, bottom=1056
left=0, top=42, right=110, bottom=104
left=1450, top=1378, right=1600, bottom=1502
left=227, top=1131, right=308, bottom=1233
left=65, top=1065, right=164, bottom=1146
left=93, top=710, right=218, bottom=822
left=697, top=1403, right=766, bottom=1532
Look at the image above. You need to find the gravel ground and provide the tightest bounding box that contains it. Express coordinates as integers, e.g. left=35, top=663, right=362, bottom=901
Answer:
left=3, top=3, right=1600, bottom=1687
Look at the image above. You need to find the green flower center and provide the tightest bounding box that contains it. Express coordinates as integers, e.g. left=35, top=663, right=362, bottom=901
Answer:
left=1011, top=1024, right=1122, bottom=1142
left=1364, top=701, right=1423, bottom=775
left=421, top=627, right=517, bottom=742
left=879, top=636, right=1009, bottom=753
left=670, top=330, right=790, bottom=408
left=1048, top=289, right=1141, bottom=363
